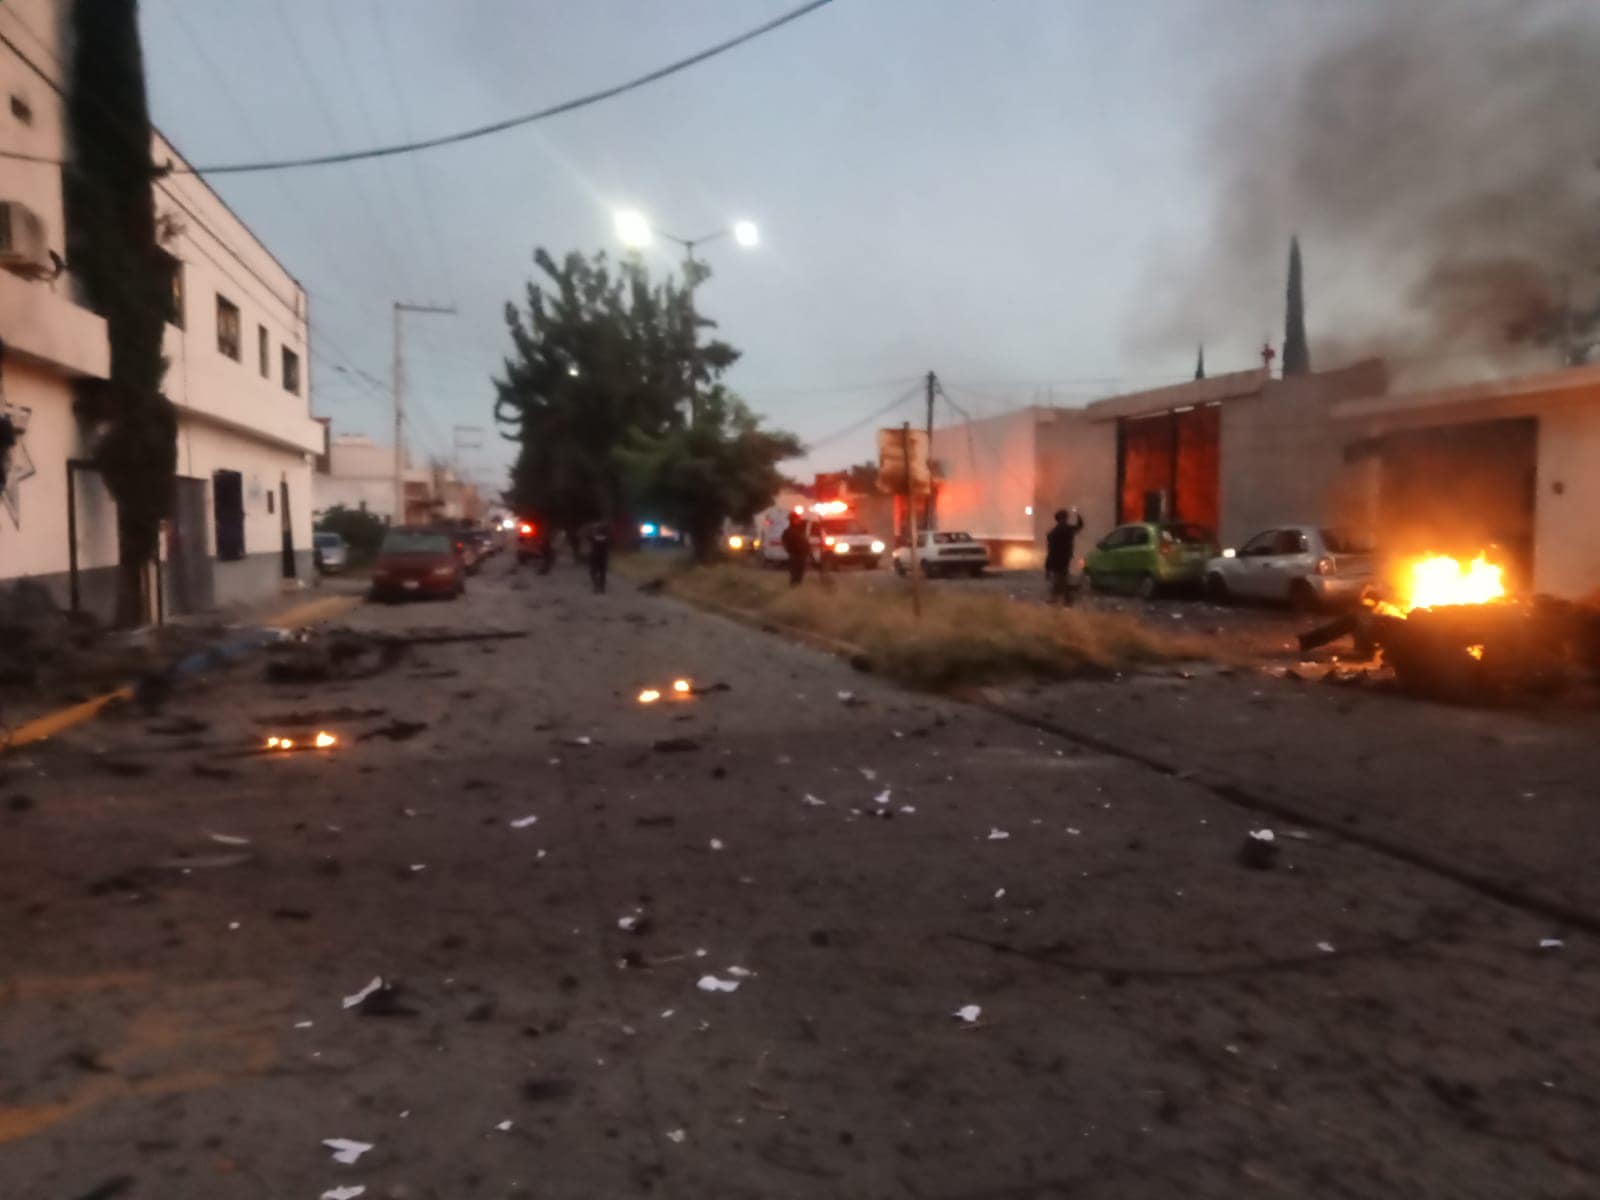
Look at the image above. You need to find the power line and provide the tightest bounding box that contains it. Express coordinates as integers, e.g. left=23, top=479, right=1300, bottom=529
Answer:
left=799, top=383, right=924, bottom=455
left=176, top=0, right=835, bottom=175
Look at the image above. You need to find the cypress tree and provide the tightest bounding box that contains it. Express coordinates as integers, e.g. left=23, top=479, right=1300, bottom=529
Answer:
left=1194, top=344, right=1205, bottom=380
left=65, top=0, right=176, bottom=626
left=1282, top=236, right=1311, bottom=376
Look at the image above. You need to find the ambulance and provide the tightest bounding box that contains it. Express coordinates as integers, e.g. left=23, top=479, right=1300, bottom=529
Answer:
left=755, top=500, right=886, bottom=569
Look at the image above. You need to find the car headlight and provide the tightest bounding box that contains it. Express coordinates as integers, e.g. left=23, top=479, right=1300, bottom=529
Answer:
left=871, top=540, right=885, bottom=554
left=727, top=535, right=744, bottom=550
left=833, top=542, right=849, bottom=555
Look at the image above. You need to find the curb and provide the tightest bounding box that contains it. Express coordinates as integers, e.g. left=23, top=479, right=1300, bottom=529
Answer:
left=2, top=592, right=364, bottom=753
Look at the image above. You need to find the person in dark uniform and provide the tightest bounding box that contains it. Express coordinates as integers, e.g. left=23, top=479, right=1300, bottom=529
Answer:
left=587, top=522, right=611, bottom=594
left=1045, top=507, right=1085, bottom=605
left=780, top=511, right=810, bottom=587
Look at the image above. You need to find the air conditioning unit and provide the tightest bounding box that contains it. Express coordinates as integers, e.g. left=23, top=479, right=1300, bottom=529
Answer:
left=0, top=200, right=51, bottom=279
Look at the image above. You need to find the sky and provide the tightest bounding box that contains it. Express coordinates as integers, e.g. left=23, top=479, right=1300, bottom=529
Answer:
left=134, top=0, right=1354, bottom=491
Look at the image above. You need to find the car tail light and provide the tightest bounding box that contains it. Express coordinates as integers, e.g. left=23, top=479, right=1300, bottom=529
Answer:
left=824, top=536, right=835, bottom=546
left=520, top=522, right=534, bottom=535
left=1316, top=556, right=1334, bottom=576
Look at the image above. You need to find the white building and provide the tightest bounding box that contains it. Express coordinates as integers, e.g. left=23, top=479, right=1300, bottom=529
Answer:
left=313, top=433, right=485, bottom=527
left=0, top=0, right=323, bottom=621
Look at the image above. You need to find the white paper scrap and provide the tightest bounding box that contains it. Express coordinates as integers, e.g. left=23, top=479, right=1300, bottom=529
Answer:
left=341, top=977, right=383, bottom=1010
left=725, top=965, right=754, bottom=978
left=322, top=1138, right=372, bottom=1164
left=1540, top=938, right=1565, bottom=949
left=709, top=838, right=725, bottom=851
left=859, top=767, right=877, bottom=781
left=496, top=1120, right=513, bottom=1132
left=208, top=832, right=250, bottom=846
left=1316, top=941, right=1335, bottom=954
left=697, top=975, right=741, bottom=993
left=1249, top=829, right=1275, bottom=843
left=802, top=794, right=826, bottom=807
left=987, top=828, right=1010, bottom=841
left=509, top=815, right=539, bottom=829
left=954, top=1004, right=982, bottom=1023
left=321, top=1188, right=366, bottom=1200
left=874, top=789, right=892, bottom=806
left=666, top=1128, right=687, bottom=1144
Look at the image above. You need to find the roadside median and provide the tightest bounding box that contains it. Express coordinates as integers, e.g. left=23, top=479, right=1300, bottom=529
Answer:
left=645, top=562, right=1210, bottom=689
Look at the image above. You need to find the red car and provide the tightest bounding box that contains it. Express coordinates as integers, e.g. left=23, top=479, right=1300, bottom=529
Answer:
left=369, top=527, right=465, bottom=601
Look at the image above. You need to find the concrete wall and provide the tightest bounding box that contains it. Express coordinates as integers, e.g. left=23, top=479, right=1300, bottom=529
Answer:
left=1532, top=408, right=1600, bottom=599
left=1033, top=407, right=1117, bottom=550
left=1219, top=361, right=1388, bottom=549
left=931, top=408, right=1037, bottom=543
left=178, top=418, right=314, bottom=568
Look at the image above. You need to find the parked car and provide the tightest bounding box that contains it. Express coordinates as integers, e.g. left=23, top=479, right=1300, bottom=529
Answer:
left=893, top=531, right=990, bottom=578
left=1204, top=525, right=1374, bottom=611
left=369, top=528, right=465, bottom=601
left=312, top=531, right=348, bottom=574
left=469, top=529, right=499, bottom=559
left=448, top=530, right=484, bottom=574
left=515, top=519, right=545, bottom=564
left=1083, top=521, right=1217, bottom=598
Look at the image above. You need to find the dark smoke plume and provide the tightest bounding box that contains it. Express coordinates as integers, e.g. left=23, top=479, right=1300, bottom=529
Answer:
left=1148, top=0, right=1600, bottom=380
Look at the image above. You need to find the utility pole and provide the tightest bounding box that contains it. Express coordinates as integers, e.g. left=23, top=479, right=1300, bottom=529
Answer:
left=452, top=424, right=484, bottom=475
left=392, top=301, right=456, bottom=525
left=902, top=420, right=922, bottom=618
left=924, top=370, right=937, bottom=532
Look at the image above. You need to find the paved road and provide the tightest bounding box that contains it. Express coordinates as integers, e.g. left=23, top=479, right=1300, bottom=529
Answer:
left=2, top=555, right=1597, bottom=1199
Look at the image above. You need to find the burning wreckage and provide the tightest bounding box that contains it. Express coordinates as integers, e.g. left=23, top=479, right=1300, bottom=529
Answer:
left=1298, top=553, right=1600, bottom=700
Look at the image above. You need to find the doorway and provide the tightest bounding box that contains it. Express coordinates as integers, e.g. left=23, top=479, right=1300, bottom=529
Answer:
left=168, top=476, right=215, bottom=615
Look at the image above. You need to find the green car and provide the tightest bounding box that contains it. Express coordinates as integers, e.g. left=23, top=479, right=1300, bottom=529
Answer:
left=1083, top=521, right=1217, bottom=599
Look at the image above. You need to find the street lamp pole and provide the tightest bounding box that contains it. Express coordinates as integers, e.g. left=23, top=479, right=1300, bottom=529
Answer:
left=613, top=211, right=758, bottom=427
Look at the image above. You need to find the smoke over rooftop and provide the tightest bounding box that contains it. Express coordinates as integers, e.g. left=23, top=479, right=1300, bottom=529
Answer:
left=1145, top=0, right=1600, bottom=381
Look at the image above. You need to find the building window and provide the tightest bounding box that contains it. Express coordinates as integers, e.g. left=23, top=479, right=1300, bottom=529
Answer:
left=10, top=94, right=32, bottom=125
left=282, top=347, right=300, bottom=395
left=216, top=294, right=241, bottom=361
left=212, top=469, right=245, bottom=561
left=258, top=325, right=269, bottom=377
left=157, top=249, right=184, bottom=328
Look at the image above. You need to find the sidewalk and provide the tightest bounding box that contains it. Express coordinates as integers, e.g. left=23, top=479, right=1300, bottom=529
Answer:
left=0, top=583, right=365, bottom=752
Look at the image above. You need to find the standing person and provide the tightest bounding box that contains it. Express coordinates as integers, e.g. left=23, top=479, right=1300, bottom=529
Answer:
left=587, top=521, right=611, bottom=594
left=780, top=511, right=809, bottom=587
left=1045, top=507, right=1085, bottom=605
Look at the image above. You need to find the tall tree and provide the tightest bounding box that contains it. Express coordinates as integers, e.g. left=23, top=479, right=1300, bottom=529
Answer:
left=493, top=249, right=748, bottom=545
left=618, top=386, right=801, bottom=562
left=65, top=0, right=175, bottom=627
left=1282, top=236, right=1311, bottom=376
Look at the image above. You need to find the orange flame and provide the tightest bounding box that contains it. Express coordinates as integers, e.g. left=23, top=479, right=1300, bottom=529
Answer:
left=1397, top=553, right=1506, bottom=612
left=638, top=688, right=661, bottom=704
left=314, top=731, right=337, bottom=749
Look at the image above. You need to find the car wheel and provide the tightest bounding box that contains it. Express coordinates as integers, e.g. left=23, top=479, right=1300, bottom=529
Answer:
left=1205, top=572, right=1230, bottom=603
left=894, top=560, right=907, bottom=577
left=1288, top=579, right=1319, bottom=614
left=969, top=566, right=984, bottom=579
left=1085, top=569, right=1104, bottom=593
left=1136, top=573, right=1159, bottom=601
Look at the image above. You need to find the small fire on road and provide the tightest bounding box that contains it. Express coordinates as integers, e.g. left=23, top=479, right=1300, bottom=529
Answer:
left=263, top=731, right=339, bottom=752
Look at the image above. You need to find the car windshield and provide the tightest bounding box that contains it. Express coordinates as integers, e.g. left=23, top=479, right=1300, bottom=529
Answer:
left=933, top=532, right=972, bottom=543
left=1321, top=529, right=1374, bottom=554
left=313, top=533, right=343, bottom=548
left=818, top=518, right=866, bottom=535
left=381, top=530, right=451, bottom=555
left=1160, top=523, right=1213, bottom=545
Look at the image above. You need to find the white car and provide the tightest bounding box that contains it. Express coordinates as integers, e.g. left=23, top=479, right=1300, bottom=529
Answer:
left=1204, top=525, right=1374, bottom=610
left=893, top=531, right=990, bottom=578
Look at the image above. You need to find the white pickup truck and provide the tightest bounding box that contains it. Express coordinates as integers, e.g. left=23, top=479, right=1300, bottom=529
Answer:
left=893, top=531, right=990, bottom=578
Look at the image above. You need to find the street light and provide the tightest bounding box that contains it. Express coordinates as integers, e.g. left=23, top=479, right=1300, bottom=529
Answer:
left=614, top=208, right=653, bottom=250
left=609, top=209, right=761, bottom=424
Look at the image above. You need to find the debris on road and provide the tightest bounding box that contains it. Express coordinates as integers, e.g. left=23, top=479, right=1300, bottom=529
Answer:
left=509, top=815, right=539, bottom=829
left=709, top=838, right=725, bottom=851
left=987, top=828, right=1010, bottom=841
left=1316, top=941, right=1336, bottom=954
left=954, top=1004, right=982, bottom=1023
left=874, top=789, right=892, bottom=805
left=1238, top=829, right=1279, bottom=870
left=697, top=975, right=741, bottom=993
left=802, top=793, right=826, bottom=807
left=320, top=1188, right=365, bottom=1200
left=342, top=977, right=385, bottom=1010
left=495, top=1120, right=514, bottom=1132
left=1540, top=938, right=1565, bottom=950
left=322, top=1138, right=373, bottom=1165
left=666, top=1128, right=687, bottom=1144
left=207, top=832, right=250, bottom=846
left=653, top=736, right=700, bottom=753
left=859, top=767, right=877, bottom=781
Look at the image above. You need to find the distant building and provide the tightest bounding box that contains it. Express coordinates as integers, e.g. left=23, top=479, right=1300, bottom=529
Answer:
left=0, top=0, right=323, bottom=621
left=313, top=433, right=483, bottom=526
